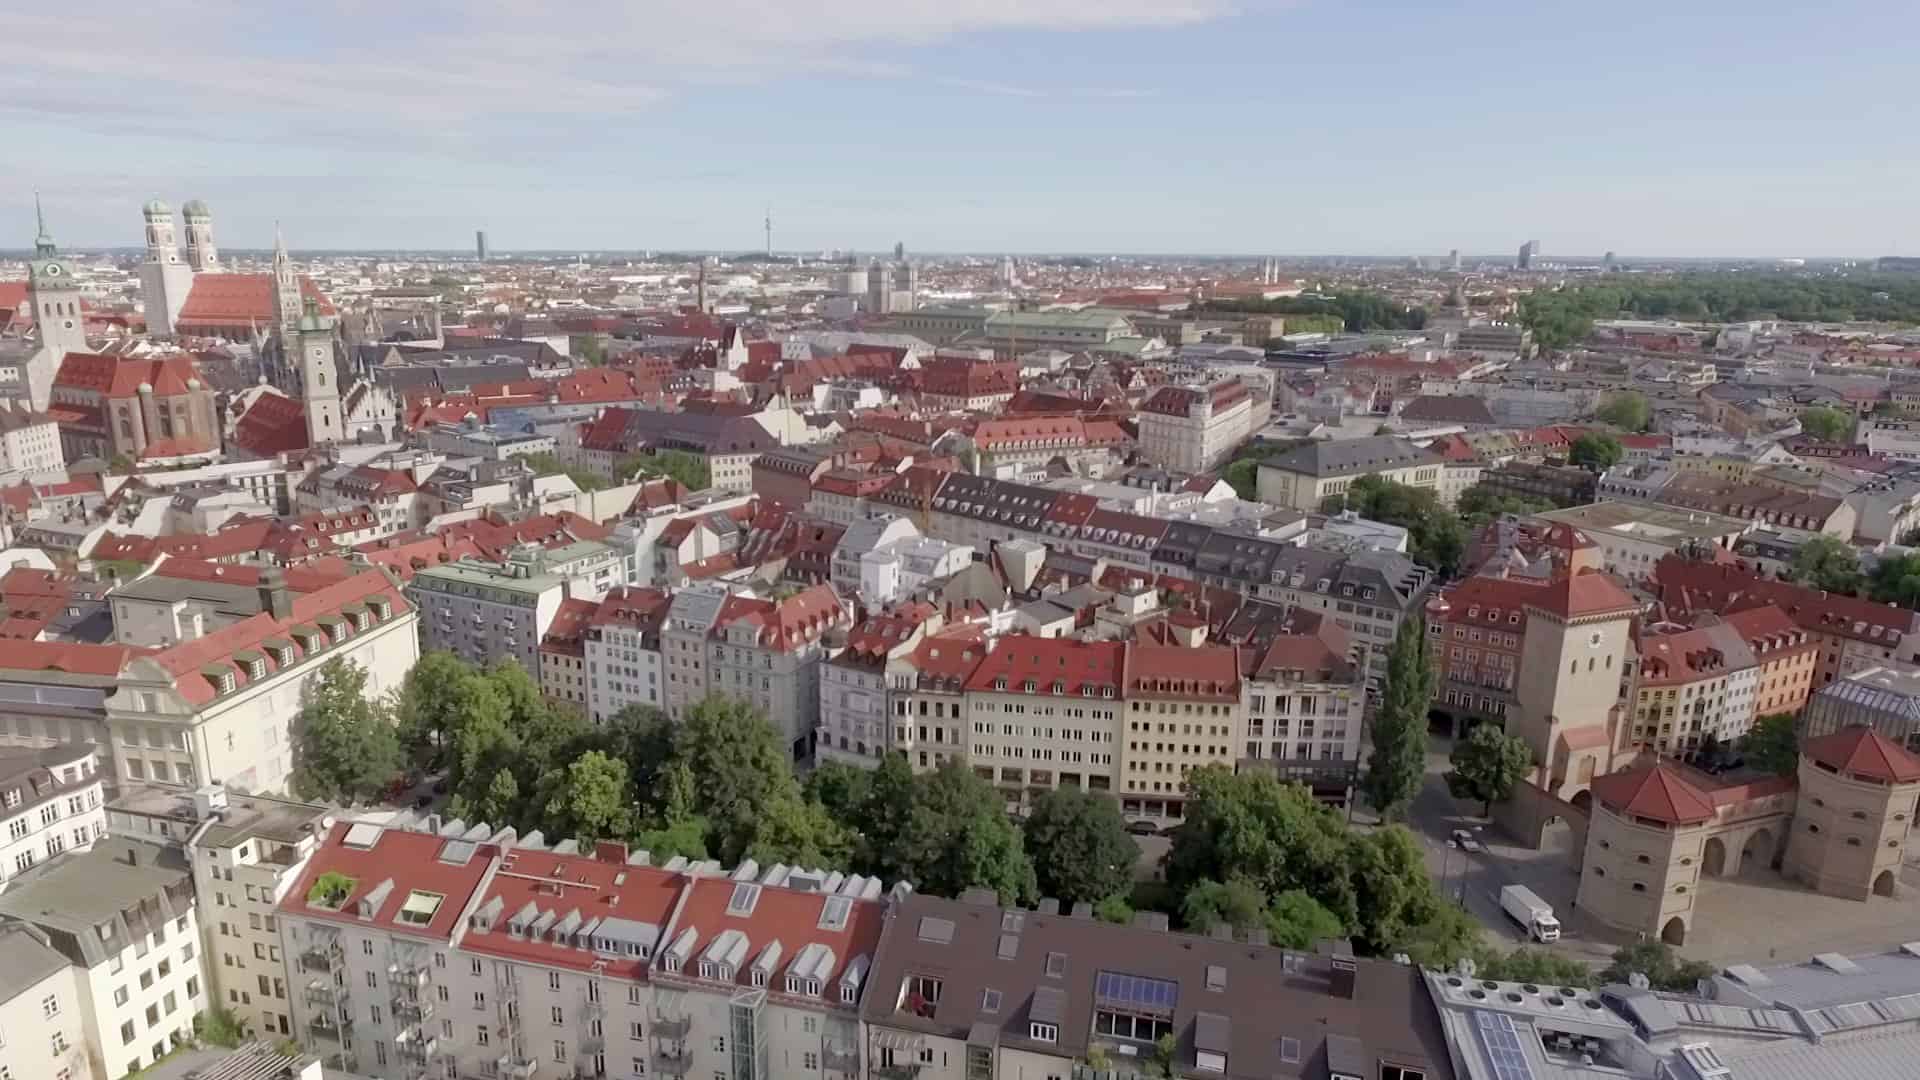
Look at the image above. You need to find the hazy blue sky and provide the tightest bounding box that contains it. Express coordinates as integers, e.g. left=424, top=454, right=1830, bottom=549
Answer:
left=7, top=0, right=1915, bottom=257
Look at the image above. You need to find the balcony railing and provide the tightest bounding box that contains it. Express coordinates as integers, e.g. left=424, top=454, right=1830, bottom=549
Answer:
left=822, top=1042, right=860, bottom=1074
left=304, top=980, right=350, bottom=1008
left=496, top=1056, right=537, bottom=1080
left=651, top=1048, right=691, bottom=1077
left=651, top=1016, right=691, bottom=1042
left=398, top=1035, right=439, bottom=1063
left=393, top=993, right=434, bottom=1022
left=307, top=1014, right=353, bottom=1042
left=299, top=945, right=344, bottom=974
left=873, top=1065, right=923, bottom=1080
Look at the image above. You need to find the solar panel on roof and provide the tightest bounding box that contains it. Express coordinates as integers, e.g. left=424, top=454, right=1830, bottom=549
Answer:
left=1473, top=1010, right=1537, bottom=1080
left=726, top=881, right=761, bottom=916
left=1095, top=971, right=1179, bottom=1016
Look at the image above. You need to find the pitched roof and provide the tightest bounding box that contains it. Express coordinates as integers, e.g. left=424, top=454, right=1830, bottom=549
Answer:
left=175, top=273, right=334, bottom=328
left=279, top=822, right=495, bottom=940
left=964, top=636, right=1126, bottom=696
left=460, top=845, right=680, bottom=981
left=229, top=390, right=312, bottom=457
left=1525, top=570, right=1639, bottom=621
left=1257, top=435, right=1440, bottom=479
left=1588, top=763, right=1717, bottom=825
left=1801, top=726, right=1920, bottom=784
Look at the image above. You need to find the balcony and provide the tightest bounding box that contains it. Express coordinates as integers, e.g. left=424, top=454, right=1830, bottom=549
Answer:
left=304, top=980, right=350, bottom=1008
left=650, top=1016, right=691, bottom=1042
left=299, top=944, right=344, bottom=974
left=822, top=1042, right=860, bottom=1074
left=579, top=1029, right=604, bottom=1054
left=651, top=1048, right=691, bottom=1077
left=399, top=1035, right=439, bottom=1063
left=1072, top=1066, right=1159, bottom=1080
left=874, top=1065, right=923, bottom=1080
left=389, top=963, right=431, bottom=989
left=392, top=994, right=435, bottom=1022
left=307, top=1014, right=353, bottom=1042
left=496, top=1056, right=537, bottom=1080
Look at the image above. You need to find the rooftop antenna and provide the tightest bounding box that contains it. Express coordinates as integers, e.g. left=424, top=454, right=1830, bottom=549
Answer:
left=764, top=205, right=772, bottom=260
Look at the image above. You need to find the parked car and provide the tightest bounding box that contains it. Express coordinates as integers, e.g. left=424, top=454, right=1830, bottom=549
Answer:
left=1126, top=819, right=1161, bottom=836
left=1451, top=828, right=1485, bottom=854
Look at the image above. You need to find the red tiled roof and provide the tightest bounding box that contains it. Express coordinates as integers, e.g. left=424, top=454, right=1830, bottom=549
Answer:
left=461, top=846, right=682, bottom=981
left=0, top=641, right=147, bottom=676
left=663, top=871, right=887, bottom=1002
left=175, top=274, right=334, bottom=328
left=1653, top=558, right=1914, bottom=648
left=588, top=586, right=671, bottom=631
left=539, top=597, right=599, bottom=657
left=53, top=351, right=205, bottom=400
left=1588, top=763, right=1717, bottom=825
left=1801, top=726, right=1920, bottom=784
left=352, top=534, right=486, bottom=582
left=230, top=391, right=311, bottom=457
left=964, top=636, right=1125, bottom=695
left=280, top=822, right=496, bottom=939
left=1123, top=643, right=1239, bottom=700
left=1525, top=570, right=1638, bottom=621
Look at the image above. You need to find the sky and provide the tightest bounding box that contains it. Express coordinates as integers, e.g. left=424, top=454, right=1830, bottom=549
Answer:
left=5, top=0, right=1917, bottom=258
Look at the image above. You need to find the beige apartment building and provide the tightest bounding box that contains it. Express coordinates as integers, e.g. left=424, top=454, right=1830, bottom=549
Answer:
left=1117, top=644, right=1242, bottom=822
left=0, top=921, right=91, bottom=1080
left=961, top=638, right=1125, bottom=805
left=1134, top=378, right=1261, bottom=474
left=1254, top=436, right=1442, bottom=511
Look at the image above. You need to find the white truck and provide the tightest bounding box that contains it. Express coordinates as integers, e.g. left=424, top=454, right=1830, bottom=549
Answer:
left=1499, top=884, right=1561, bottom=943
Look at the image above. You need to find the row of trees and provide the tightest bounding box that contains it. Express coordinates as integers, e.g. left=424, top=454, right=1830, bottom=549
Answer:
left=519, top=448, right=712, bottom=495
left=1200, top=288, right=1429, bottom=332
left=294, top=652, right=1136, bottom=906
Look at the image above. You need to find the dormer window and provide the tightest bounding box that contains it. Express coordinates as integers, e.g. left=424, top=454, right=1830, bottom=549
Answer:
left=785, top=976, right=802, bottom=995
left=699, top=962, right=717, bottom=980
left=752, top=969, right=767, bottom=988
left=806, top=979, right=821, bottom=997
left=664, top=955, right=681, bottom=973
left=840, top=983, right=857, bottom=1004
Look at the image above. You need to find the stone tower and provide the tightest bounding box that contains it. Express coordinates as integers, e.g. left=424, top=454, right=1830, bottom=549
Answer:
left=298, top=298, right=342, bottom=447
left=271, top=224, right=303, bottom=355
left=1786, top=726, right=1920, bottom=900
left=23, top=194, right=87, bottom=411
left=138, top=198, right=194, bottom=336
left=182, top=199, right=218, bottom=271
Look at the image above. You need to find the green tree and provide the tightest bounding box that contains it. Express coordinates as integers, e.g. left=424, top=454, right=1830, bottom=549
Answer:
left=291, top=659, right=402, bottom=804
left=1868, top=553, right=1920, bottom=609
left=395, top=650, right=489, bottom=770
left=1223, top=458, right=1260, bottom=501
left=571, top=334, right=606, bottom=365
left=673, top=695, right=804, bottom=863
left=1342, top=474, right=1469, bottom=577
left=803, top=760, right=875, bottom=823
left=1594, top=392, right=1652, bottom=432
left=625, top=450, right=710, bottom=491
left=1094, top=894, right=1135, bottom=925
left=1456, top=485, right=1555, bottom=524
left=519, top=451, right=608, bottom=493
left=1445, top=722, right=1535, bottom=815
left=1788, top=534, right=1863, bottom=594
left=1021, top=789, right=1137, bottom=906
left=1265, top=889, right=1346, bottom=949
left=1392, top=901, right=1483, bottom=969
left=893, top=762, right=1036, bottom=904
left=1568, top=433, right=1624, bottom=471
left=1743, top=712, right=1800, bottom=776
left=1601, top=941, right=1717, bottom=991
left=1479, top=948, right=1593, bottom=987
left=1166, top=767, right=1356, bottom=925
left=1363, top=615, right=1433, bottom=821
left=597, top=704, right=677, bottom=802
left=463, top=768, right=521, bottom=825
left=107, top=452, right=136, bottom=474
left=740, top=793, right=855, bottom=868
left=1798, top=406, right=1855, bottom=443
left=1180, top=878, right=1269, bottom=935
left=1347, top=826, right=1444, bottom=953
left=541, top=751, right=633, bottom=844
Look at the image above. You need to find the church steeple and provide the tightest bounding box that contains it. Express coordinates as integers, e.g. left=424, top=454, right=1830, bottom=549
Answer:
left=272, top=222, right=303, bottom=336
left=32, top=191, right=55, bottom=258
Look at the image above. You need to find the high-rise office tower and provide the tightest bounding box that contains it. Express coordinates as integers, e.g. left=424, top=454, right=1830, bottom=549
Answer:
left=476, top=230, right=489, bottom=260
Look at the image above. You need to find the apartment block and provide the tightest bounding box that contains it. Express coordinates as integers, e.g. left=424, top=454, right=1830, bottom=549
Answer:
left=1117, top=645, right=1242, bottom=821
left=962, top=638, right=1126, bottom=804
left=411, top=548, right=567, bottom=675
left=0, top=840, right=205, bottom=1079
left=583, top=587, right=671, bottom=723
left=1134, top=378, right=1262, bottom=474
left=0, top=744, right=106, bottom=890
left=0, top=921, right=90, bottom=1080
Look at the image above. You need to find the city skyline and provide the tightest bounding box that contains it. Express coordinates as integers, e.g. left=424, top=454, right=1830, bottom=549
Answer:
left=5, top=0, right=1917, bottom=257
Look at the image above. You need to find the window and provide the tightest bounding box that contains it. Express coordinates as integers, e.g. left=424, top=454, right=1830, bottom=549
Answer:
left=477, top=1026, right=490, bottom=1047
left=1029, top=1022, right=1058, bottom=1043
left=554, top=1041, right=568, bottom=1063
left=630, top=1022, right=646, bottom=1041
left=42, top=993, right=59, bottom=1018
left=1382, top=1068, right=1427, bottom=1080
left=551, top=1006, right=565, bottom=1025
left=1279, top=1037, right=1301, bottom=1064
left=548, top=972, right=562, bottom=991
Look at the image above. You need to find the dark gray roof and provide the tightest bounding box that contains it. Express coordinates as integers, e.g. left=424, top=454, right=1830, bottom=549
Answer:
left=0, top=840, right=192, bottom=968
left=0, top=922, right=70, bottom=1004
left=1258, top=436, right=1441, bottom=479
left=1397, top=395, right=1495, bottom=425
left=862, top=890, right=1454, bottom=1080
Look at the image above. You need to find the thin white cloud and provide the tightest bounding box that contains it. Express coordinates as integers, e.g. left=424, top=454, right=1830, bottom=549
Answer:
left=1, top=2, right=1236, bottom=144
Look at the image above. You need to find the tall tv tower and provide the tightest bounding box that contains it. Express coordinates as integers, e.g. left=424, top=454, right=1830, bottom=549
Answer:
left=764, top=206, right=772, bottom=259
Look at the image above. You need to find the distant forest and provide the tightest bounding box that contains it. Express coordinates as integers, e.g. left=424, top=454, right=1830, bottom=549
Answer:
left=1519, top=273, right=1920, bottom=348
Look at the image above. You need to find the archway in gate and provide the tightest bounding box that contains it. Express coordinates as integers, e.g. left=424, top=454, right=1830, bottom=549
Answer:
left=1702, top=837, right=1727, bottom=877
left=1741, top=828, right=1776, bottom=876
left=1661, top=916, right=1688, bottom=946
left=1875, top=870, right=1898, bottom=898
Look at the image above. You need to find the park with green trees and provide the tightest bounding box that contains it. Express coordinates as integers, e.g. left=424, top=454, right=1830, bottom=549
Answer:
left=1518, top=273, right=1920, bottom=350
left=1200, top=287, right=1428, bottom=333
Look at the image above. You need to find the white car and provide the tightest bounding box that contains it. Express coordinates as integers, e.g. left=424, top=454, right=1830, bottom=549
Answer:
left=1451, top=828, right=1485, bottom=854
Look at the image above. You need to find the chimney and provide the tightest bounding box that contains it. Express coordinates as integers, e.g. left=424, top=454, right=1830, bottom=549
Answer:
left=258, top=566, right=293, bottom=621
left=1328, top=940, right=1358, bottom=999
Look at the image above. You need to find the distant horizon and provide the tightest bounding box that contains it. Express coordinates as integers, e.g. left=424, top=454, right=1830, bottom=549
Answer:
left=1, top=246, right=1890, bottom=266
left=6, top=2, right=1916, bottom=258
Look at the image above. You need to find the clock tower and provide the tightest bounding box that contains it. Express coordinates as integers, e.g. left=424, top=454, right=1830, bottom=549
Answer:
left=24, top=194, right=86, bottom=411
